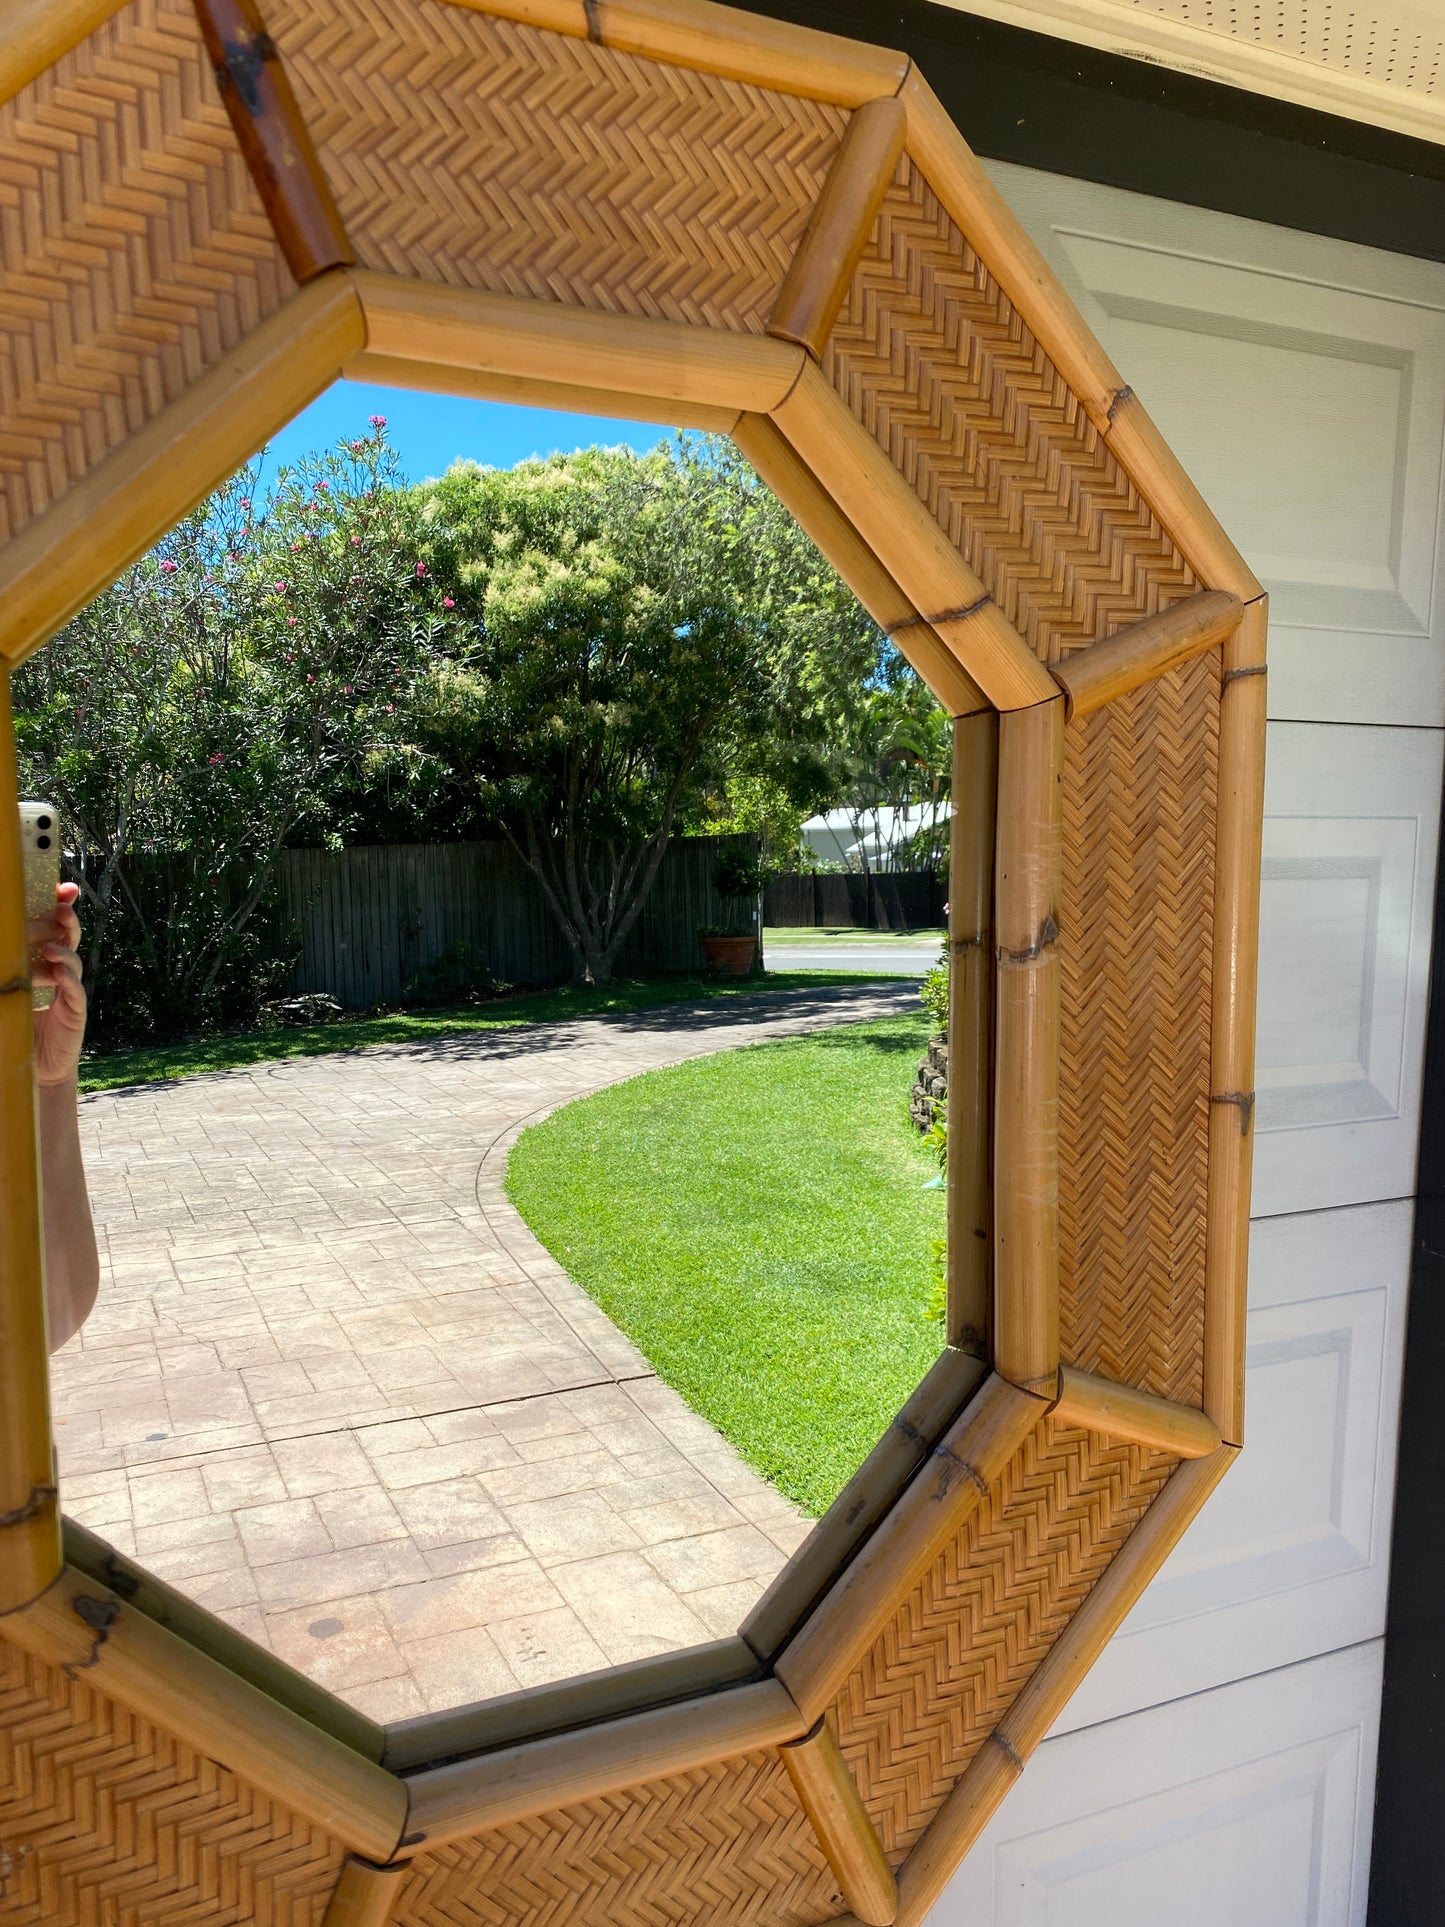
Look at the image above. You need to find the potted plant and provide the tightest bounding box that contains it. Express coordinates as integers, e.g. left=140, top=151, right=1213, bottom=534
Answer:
left=700, top=847, right=764, bottom=976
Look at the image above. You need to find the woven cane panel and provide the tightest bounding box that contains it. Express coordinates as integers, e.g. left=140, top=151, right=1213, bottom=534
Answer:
left=827, top=157, right=1218, bottom=1402
left=830, top=1418, right=1177, bottom=1862
left=0, top=0, right=295, bottom=544
left=392, top=1749, right=841, bottom=1927
left=824, top=159, right=1199, bottom=664
left=264, top=0, right=842, bottom=333
left=0, top=1634, right=343, bottom=1924
left=1059, top=657, right=1219, bottom=1404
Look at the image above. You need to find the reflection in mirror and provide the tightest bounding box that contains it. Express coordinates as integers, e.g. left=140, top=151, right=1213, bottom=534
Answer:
left=23, top=378, right=954, bottom=1725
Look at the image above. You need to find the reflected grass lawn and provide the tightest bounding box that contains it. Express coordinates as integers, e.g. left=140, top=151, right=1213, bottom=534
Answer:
left=77, top=970, right=890, bottom=1095
left=506, top=1013, right=943, bottom=1516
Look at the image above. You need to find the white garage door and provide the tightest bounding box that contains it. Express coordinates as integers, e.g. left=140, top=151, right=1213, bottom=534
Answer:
left=928, top=163, right=1445, bottom=1924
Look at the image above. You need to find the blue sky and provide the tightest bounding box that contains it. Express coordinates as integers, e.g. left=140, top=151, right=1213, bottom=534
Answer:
left=258, top=377, right=673, bottom=485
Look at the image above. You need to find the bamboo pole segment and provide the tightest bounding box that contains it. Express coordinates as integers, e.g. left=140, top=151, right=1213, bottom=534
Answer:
left=192, top=0, right=353, bottom=284
left=781, top=1719, right=898, bottom=1927
left=768, top=97, right=907, bottom=360
left=1052, top=590, right=1244, bottom=722
left=403, top=1678, right=806, bottom=1849
left=775, top=1374, right=1044, bottom=1721
left=345, top=351, right=740, bottom=437
left=63, top=1518, right=386, bottom=1762
left=590, top=0, right=907, bottom=106
left=1103, top=395, right=1265, bottom=602
left=322, top=1856, right=412, bottom=1927
left=0, top=672, right=60, bottom=1614
left=1204, top=595, right=1268, bottom=1446
left=898, top=69, right=1121, bottom=433
left=1051, top=1366, right=1223, bottom=1460
left=384, top=1635, right=759, bottom=1773
left=352, top=271, right=804, bottom=417
left=890, top=1448, right=1235, bottom=1927
left=947, top=710, right=997, bottom=1355
left=770, top=364, right=1057, bottom=712
left=993, top=697, right=1063, bottom=1397
left=742, top=1346, right=988, bottom=1662
left=0, top=272, right=365, bottom=670
left=4, top=1565, right=407, bottom=1859
left=0, top=0, right=126, bottom=108
left=730, top=414, right=988, bottom=718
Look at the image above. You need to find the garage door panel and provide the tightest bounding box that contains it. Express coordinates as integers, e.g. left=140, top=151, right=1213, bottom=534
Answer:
left=1051, top=1201, right=1406, bottom=1735
left=988, top=160, right=1445, bottom=727
left=928, top=1644, right=1381, bottom=1927
left=1253, top=722, right=1440, bottom=1216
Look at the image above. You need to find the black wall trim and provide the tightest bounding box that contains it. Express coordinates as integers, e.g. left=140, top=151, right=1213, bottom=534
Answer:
left=1369, top=798, right=1445, bottom=1924
left=721, top=0, right=1445, bottom=263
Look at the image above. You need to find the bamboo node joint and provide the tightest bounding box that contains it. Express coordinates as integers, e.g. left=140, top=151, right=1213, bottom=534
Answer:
left=582, top=0, right=602, bottom=42
left=997, top=914, right=1059, bottom=966
left=991, top=1730, right=1024, bottom=1772
left=1211, top=1089, right=1255, bottom=1136
left=0, top=1484, right=57, bottom=1529
left=932, top=1445, right=990, bottom=1500
left=63, top=1594, right=119, bottom=1678
left=214, top=29, right=277, bottom=115
left=1106, top=385, right=1133, bottom=424
left=1222, top=663, right=1267, bottom=686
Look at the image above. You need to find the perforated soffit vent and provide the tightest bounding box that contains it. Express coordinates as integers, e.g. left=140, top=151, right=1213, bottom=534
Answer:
left=938, top=0, right=1445, bottom=145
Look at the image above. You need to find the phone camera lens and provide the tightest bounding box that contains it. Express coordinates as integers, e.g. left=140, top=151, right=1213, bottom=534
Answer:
left=36, top=835, right=51, bottom=849
left=36, top=815, right=51, bottom=829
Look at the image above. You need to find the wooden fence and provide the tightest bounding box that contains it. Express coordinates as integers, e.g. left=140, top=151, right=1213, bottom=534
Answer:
left=763, top=870, right=946, bottom=930
left=276, top=835, right=758, bottom=1010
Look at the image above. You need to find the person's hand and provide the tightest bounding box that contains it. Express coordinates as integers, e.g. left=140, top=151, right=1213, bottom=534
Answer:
left=29, top=880, right=87, bottom=1088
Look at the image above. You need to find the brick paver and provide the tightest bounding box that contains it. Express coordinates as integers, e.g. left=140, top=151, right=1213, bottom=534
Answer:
left=53, top=982, right=915, bottom=1718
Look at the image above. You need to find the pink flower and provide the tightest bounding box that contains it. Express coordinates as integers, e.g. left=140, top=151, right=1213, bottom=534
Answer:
left=343, top=685, right=353, bottom=695
left=240, top=497, right=252, bottom=511
left=274, top=581, right=287, bottom=594
left=306, top=674, right=314, bottom=683
left=287, top=615, right=298, bottom=625
left=350, top=535, right=362, bottom=546
left=291, top=542, right=302, bottom=552
left=415, top=561, right=427, bottom=577
left=317, top=482, right=329, bottom=492
left=159, top=558, right=177, bottom=574
left=385, top=703, right=394, bottom=713
left=208, top=752, right=225, bottom=766
left=442, top=596, right=455, bottom=609
left=351, top=440, right=364, bottom=454
left=369, top=414, right=386, bottom=429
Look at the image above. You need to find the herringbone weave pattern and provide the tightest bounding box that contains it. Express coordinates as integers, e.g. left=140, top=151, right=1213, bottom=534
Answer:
left=264, top=0, right=842, bottom=332
left=827, top=160, right=1216, bottom=1403
left=1059, top=660, right=1219, bottom=1402
left=392, top=1750, right=841, bottom=1927
left=0, top=1634, right=343, bottom=1924
left=0, top=0, right=294, bottom=544
left=830, top=1418, right=1177, bottom=1862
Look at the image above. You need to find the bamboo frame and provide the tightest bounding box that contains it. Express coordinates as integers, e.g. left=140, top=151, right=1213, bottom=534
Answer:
left=0, top=672, right=59, bottom=1614
left=193, top=0, right=353, bottom=284
left=352, top=271, right=804, bottom=418
left=741, top=1346, right=989, bottom=1662
left=948, top=710, right=998, bottom=1353
left=730, top=414, right=988, bottom=717
left=1052, top=1366, right=1223, bottom=1460
left=451, top=0, right=910, bottom=105
left=992, top=697, right=1063, bottom=1397
left=1052, top=590, right=1244, bottom=722
left=0, top=4, right=1265, bottom=1914
left=3, top=1565, right=407, bottom=1859
left=403, top=1677, right=807, bottom=1848
left=0, top=0, right=128, bottom=107
left=322, top=1856, right=413, bottom=1927
left=64, top=1518, right=386, bottom=1762
left=345, top=351, right=742, bottom=437
left=1204, top=596, right=1268, bottom=1445
left=775, top=1375, right=1044, bottom=1721
left=383, top=1635, right=759, bottom=1772
left=886, top=1448, right=1235, bottom=1927
left=0, top=273, right=365, bottom=670
left=768, top=96, right=908, bottom=359
left=781, top=1719, right=899, bottom=1927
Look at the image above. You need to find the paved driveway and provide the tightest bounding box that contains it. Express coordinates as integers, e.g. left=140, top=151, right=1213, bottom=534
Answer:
left=54, top=982, right=917, bottom=1720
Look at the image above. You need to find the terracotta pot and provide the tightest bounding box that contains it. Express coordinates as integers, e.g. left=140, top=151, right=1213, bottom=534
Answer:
left=700, top=934, right=757, bottom=977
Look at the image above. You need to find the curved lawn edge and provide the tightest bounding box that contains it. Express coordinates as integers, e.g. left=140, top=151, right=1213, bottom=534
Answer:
left=505, top=1013, right=943, bottom=1516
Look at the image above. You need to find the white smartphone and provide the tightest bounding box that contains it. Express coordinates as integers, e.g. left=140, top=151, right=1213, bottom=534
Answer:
left=19, top=801, right=61, bottom=1010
